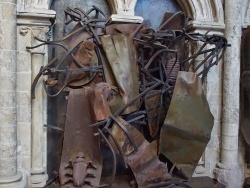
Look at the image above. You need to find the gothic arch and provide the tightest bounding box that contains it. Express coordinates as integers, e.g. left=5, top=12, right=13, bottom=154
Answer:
left=48, top=0, right=224, bottom=23
left=177, top=0, right=224, bottom=23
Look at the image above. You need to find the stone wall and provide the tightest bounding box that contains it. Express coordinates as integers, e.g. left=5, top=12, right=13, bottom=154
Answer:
left=0, top=0, right=249, bottom=187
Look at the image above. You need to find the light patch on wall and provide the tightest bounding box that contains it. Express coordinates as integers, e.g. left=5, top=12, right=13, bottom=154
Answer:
left=135, top=0, right=182, bottom=29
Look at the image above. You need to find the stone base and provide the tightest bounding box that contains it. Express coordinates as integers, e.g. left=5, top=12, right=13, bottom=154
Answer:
left=214, top=163, right=244, bottom=188
left=0, top=172, right=26, bottom=188
left=29, top=169, right=48, bottom=188
left=107, top=14, right=143, bottom=24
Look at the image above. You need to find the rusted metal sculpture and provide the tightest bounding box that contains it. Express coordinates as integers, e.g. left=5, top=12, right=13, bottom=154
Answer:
left=28, top=5, right=228, bottom=188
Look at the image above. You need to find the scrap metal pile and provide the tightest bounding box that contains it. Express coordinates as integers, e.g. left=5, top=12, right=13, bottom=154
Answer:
left=28, top=6, right=228, bottom=188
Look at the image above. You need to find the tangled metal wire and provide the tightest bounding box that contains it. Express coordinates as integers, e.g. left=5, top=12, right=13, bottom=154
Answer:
left=28, top=6, right=228, bottom=188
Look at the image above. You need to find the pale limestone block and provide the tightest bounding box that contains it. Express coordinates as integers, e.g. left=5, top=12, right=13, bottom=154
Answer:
left=207, top=162, right=217, bottom=176
left=0, top=4, right=2, bottom=21
left=25, top=0, right=49, bottom=10
left=207, top=94, right=221, bottom=107
left=0, top=0, right=16, bottom=4
left=223, top=93, right=240, bottom=108
left=222, top=122, right=240, bottom=137
left=17, top=52, right=31, bottom=73
left=222, top=74, right=240, bottom=95
left=0, top=125, right=15, bottom=143
left=20, top=155, right=31, bottom=172
left=221, top=135, right=239, bottom=151
left=107, top=0, right=143, bottom=23
left=225, top=24, right=242, bottom=37
left=17, top=28, right=31, bottom=52
left=1, top=21, right=16, bottom=51
left=207, top=135, right=220, bottom=149
left=221, top=150, right=239, bottom=165
left=0, top=142, right=16, bottom=159
left=17, top=106, right=31, bottom=123
left=16, top=72, right=31, bottom=92
left=0, top=51, right=16, bottom=72
left=211, top=120, right=222, bottom=136
left=222, top=108, right=239, bottom=124
left=214, top=167, right=244, bottom=188
left=0, top=72, right=16, bottom=92
left=17, top=122, right=31, bottom=156
left=1, top=2, right=16, bottom=21
left=0, top=157, right=17, bottom=176
left=17, top=0, right=24, bottom=12
left=0, top=91, right=15, bottom=108
left=0, top=108, right=16, bottom=125
left=208, top=105, right=221, bottom=121
left=17, top=154, right=21, bottom=171
left=16, top=92, right=31, bottom=106
left=224, top=37, right=241, bottom=57
left=205, top=148, right=220, bottom=164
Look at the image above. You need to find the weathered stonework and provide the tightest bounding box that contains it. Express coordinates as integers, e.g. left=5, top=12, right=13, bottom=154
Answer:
left=0, top=0, right=248, bottom=187
left=0, top=0, right=25, bottom=187
left=15, top=0, right=55, bottom=187
left=107, top=0, right=143, bottom=23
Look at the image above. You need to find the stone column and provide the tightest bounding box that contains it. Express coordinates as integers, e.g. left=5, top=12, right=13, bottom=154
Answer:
left=30, top=28, right=48, bottom=188
left=16, top=1, right=55, bottom=186
left=215, top=0, right=244, bottom=187
left=0, top=0, right=25, bottom=187
left=107, top=0, right=143, bottom=23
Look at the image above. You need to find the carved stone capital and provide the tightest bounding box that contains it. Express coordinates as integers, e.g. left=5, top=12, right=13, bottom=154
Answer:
left=19, top=26, right=28, bottom=36
left=107, top=0, right=143, bottom=24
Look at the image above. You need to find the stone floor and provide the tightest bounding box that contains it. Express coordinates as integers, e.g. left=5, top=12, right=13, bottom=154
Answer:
left=46, top=176, right=225, bottom=188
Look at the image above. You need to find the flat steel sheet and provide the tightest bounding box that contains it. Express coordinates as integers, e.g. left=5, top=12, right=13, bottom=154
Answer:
left=101, top=34, right=140, bottom=114
left=159, top=71, right=214, bottom=179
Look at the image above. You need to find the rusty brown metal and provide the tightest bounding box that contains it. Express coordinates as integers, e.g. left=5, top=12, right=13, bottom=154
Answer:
left=101, top=34, right=140, bottom=114
left=159, top=71, right=214, bottom=179
left=109, top=117, right=171, bottom=188
left=59, top=83, right=112, bottom=188
left=144, top=90, right=166, bottom=138
left=28, top=6, right=230, bottom=188
left=105, top=23, right=142, bottom=36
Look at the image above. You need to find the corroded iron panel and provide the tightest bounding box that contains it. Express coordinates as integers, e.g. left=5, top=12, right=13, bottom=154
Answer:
left=159, top=71, right=214, bottom=178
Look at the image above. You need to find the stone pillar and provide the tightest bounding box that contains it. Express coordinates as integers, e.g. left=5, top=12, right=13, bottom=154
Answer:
left=214, top=0, right=244, bottom=187
left=30, top=28, right=48, bottom=188
left=0, top=0, right=25, bottom=187
left=107, top=0, right=143, bottom=23
left=16, top=1, right=55, bottom=186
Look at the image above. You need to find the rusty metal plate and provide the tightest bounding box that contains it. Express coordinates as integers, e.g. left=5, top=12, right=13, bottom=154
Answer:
left=59, top=84, right=111, bottom=187
left=105, top=24, right=141, bottom=35
left=159, top=71, right=214, bottom=179
left=101, top=34, right=140, bottom=114
left=109, top=117, right=171, bottom=188
left=144, top=91, right=167, bottom=138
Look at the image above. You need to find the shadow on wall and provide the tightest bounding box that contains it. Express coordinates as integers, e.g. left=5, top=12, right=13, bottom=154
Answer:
left=135, top=0, right=182, bottom=29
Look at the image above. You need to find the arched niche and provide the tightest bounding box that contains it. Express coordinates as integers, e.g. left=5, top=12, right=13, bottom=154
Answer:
left=177, top=0, right=225, bottom=32
left=48, top=0, right=225, bottom=31
left=134, top=0, right=182, bottom=28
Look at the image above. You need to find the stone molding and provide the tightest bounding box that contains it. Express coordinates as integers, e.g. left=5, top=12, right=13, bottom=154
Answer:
left=107, top=0, right=143, bottom=23
left=18, top=0, right=49, bottom=11
left=177, top=0, right=224, bottom=23
left=243, top=0, right=250, bottom=28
